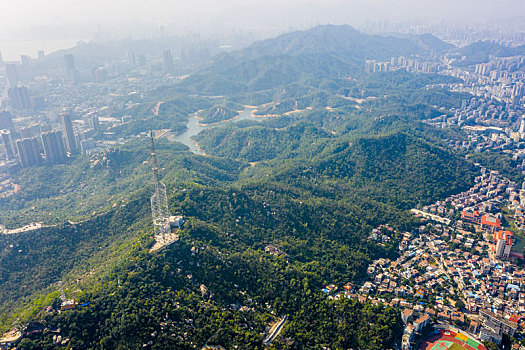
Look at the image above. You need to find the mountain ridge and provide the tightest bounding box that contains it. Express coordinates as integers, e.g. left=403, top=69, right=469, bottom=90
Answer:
left=182, top=24, right=453, bottom=95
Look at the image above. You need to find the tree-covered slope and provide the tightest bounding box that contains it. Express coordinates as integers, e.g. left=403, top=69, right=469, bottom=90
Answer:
left=0, top=138, right=245, bottom=227
left=3, top=131, right=477, bottom=349
left=0, top=198, right=150, bottom=324
left=0, top=24, right=479, bottom=350
left=195, top=122, right=334, bottom=162
left=455, top=41, right=525, bottom=65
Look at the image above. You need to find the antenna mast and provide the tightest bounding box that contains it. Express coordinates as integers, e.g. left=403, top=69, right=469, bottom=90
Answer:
left=149, top=131, right=171, bottom=242
left=150, top=130, right=160, bottom=187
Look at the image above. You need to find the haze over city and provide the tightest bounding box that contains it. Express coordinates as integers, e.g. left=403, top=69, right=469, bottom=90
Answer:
left=0, top=0, right=524, bottom=60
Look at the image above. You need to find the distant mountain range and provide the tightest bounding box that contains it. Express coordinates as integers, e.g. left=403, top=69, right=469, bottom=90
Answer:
left=182, top=25, right=453, bottom=95
left=232, top=25, right=452, bottom=59
left=453, top=41, right=525, bottom=65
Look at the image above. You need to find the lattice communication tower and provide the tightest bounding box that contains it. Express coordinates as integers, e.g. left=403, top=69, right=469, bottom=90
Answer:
left=149, top=131, right=171, bottom=241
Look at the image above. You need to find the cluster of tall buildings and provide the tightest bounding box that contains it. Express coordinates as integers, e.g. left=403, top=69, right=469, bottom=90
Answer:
left=365, top=56, right=440, bottom=74
left=0, top=111, right=85, bottom=171
left=8, top=86, right=32, bottom=110
left=16, top=137, right=41, bottom=168
left=361, top=20, right=525, bottom=47
left=474, top=56, right=525, bottom=78
left=472, top=57, right=525, bottom=108
left=127, top=50, right=147, bottom=68
left=91, top=66, right=107, bottom=83
left=4, top=63, right=36, bottom=110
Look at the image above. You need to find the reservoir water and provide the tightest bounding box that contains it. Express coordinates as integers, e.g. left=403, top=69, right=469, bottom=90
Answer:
left=171, top=106, right=259, bottom=155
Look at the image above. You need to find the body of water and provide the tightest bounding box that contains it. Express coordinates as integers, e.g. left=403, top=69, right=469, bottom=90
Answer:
left=0, top=39, right=83, bottom=61
left=171, top=106, right=259, bottom=154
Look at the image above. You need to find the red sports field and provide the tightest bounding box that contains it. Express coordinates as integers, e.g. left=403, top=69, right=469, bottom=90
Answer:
left=418, top=329, right=487, bottom=350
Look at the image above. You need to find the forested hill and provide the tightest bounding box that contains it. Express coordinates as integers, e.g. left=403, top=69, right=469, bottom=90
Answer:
left=221, top=25, right=436, bottom=60
left=2, top=131, right=478, bottom=349
left=0, top=24, right=480, bottom=350
left=243, top=132, right=478, bottom=210
left=180, top=25, right=453, bottom=94
left=454, top=41, right=525, bottom=65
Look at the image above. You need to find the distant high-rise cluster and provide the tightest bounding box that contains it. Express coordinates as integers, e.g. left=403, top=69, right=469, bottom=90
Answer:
left=361, top=20, right=525, bottom=47
left=473, top=57, right=525, bottom=108
left=64, top=54, right=80, bottom=84
left=163, top=49, right=175, bottom=73
left=365, top=57, right=440, bottom=73
left=91, top=66, right=107, bottom=83
left=0, top=109, right=94, bottom=170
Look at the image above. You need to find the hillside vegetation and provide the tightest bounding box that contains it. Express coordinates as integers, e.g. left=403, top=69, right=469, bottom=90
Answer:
left=0, top=25, right=481, bottom=349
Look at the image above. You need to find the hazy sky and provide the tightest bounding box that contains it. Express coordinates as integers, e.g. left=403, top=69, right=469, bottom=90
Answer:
left=1, top=0, right=523, bottom=35
left=0, top=0, right=523, bottom=60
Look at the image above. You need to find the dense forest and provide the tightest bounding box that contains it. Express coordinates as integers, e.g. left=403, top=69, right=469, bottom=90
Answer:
left=1, top=130, right=478, bottom=349
left=0, top=25, right=486, bottom=349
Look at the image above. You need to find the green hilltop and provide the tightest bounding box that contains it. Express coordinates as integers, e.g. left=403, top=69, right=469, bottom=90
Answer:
left=0, top=25, right=482, bottom=349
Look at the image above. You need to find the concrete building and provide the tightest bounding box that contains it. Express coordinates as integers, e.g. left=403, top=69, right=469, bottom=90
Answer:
left=20, top=124, right=41, bottom=139
left=5, top=64, right=19, bottom=87
left=7, top=86, right=31, bottom=110
left=41, top=131, right=66, bottom=164
left=64, top=54, right=80, bottom=84
left=402, top=308, right=413, bottom=325
left=61, top=113, right=78, bottom=155
left=413, top=314, right=430, bottom=332
left=494, top=230, right=513, bottom=258
left=16, top=137, right=41, bottom=168
left=0, top=111, right=14, bottom=131
left=1, top=131, right=16, bottom=160
left=87, top=115, right=99, bottom=130
left=479, top=309, right=518, bottom=345
left=163, top=49, right=175, bottom=73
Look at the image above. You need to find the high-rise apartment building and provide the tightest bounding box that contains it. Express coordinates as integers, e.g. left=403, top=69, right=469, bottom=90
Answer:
left=88, top=115, right=99, bottom=130
left=64, top=54, right=80, bottom=84
left=163, top=49, right=174, bottom=73
left=128, top=50, right=136, bottom=66
left=0, top=111, right=14, bottom=131
left=8, top=86, right=31, bottom=110
left=5, top=64, right=19, bottom=87
left=20, top=124, right=41, bottom=139
left=16, top=137, right=41, bottom=168
left=61, top=113, right=78, bottom=155
left=1, top=131, right=16, bottom=160
left=41, top=131, right=66, bottom=164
